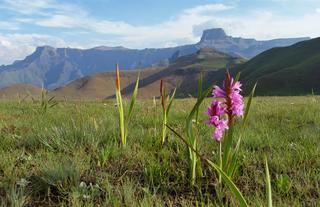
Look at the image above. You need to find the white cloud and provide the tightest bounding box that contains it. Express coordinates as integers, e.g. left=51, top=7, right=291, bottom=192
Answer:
left=316, top=8, right=320, bottom=13
left=1, top=0, right=54, bottom=15
left=33, top=3, right=232, bottom=48
left=0, top=21, right=20, bottom=30
left=184, top=4, right=232, bottom=15
left=196, top=10, right=320, bottom=40
left=32, top=2, right=320, bottom=47
left=36, top=15, right=82, bottom=28
left=0, top=0, right=83, bottom=15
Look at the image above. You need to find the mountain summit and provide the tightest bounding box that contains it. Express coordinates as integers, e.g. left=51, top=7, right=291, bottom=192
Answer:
left=200, top=28, right=228, bottom=41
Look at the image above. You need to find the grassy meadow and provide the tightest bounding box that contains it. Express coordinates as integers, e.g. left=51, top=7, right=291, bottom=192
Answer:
left=0, top=96, right=319, bottom=206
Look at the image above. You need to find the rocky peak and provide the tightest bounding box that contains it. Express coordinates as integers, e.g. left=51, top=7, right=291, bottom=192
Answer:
left=20, top=46, right=58, bottom=65
left=35, top=45, right=56, bottom=53
left=200, top=28, right=227, bottom=41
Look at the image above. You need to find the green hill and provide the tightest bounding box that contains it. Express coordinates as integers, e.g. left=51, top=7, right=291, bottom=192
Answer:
left=170, top=48, right=245, bottom=70
left=236, top=37, right=320, bottom=95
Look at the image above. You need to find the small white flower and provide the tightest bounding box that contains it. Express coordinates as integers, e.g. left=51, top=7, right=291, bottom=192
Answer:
left=17, top=178, right=30, bottom=187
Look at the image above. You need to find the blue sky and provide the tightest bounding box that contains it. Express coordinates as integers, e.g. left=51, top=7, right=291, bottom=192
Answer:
left=0, top=0, right=320, bottom=64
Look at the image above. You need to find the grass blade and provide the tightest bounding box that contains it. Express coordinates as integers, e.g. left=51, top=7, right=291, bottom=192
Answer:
left=265, top=156, right=273, bottom=207
left=185, top=84, right=211, bottom=184
left=153, top=96, right=157, bottom=137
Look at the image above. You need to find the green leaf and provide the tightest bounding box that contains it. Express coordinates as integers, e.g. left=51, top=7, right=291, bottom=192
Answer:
left=166, top=125, right=248, bottom=207
left=49, top=102, right=58, bottom=108
left=116, top=83, right=125, bottom=147
left=226, top=82, right=257, bottom=175
left=186, top=85, right=212, bottom=138
left=195, top=71, right=203, bottom=122
left=185, top=84, right=211, bottom=184
left=243, top=82, right=257, bottom=125
left=276, top=174, right=292, bottom=194
left=222, top=124, right=234, bottom=171
left=198, top=71, right=203, bottom=98
left=235, top=71, right=241, bottom=82
left=206, top=159, right=249, bottom=207
left=227, top=135, right=241, bottom=177
left=265, top=156, right=273, bottom=207
left=127, top=73, right=140, bottom=121
left=161, top=88, right=175, bottom=144
left=48, top=96, right=55, bottom=103
left=166, top=88, right=176, bottom=116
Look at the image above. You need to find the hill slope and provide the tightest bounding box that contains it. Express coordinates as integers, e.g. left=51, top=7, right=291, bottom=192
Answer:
left=53, top=48, right=244, bottom=99
left=236, top=38, right=320, bottom=95
left=52, top=69, right=159, bottom=100
left=0, top=84, right=42, bottom=99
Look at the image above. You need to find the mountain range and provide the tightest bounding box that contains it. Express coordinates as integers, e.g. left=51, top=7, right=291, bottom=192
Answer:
left=1, top=36, right=319, bottom=99
left=0, top=28, right=309, bottom=89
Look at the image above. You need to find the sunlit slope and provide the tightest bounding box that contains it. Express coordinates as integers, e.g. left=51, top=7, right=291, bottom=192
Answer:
left=236, top=38, right=320, bottom=95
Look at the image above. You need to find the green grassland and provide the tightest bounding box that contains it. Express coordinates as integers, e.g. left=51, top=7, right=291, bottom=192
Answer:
left=236, top=38, right=320, bottom=95
left=0, top=96, right=319, bottom=206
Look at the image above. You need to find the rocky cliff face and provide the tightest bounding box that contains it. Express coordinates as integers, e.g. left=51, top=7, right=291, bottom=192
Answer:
left=200, top=28, right=229, bottom=41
